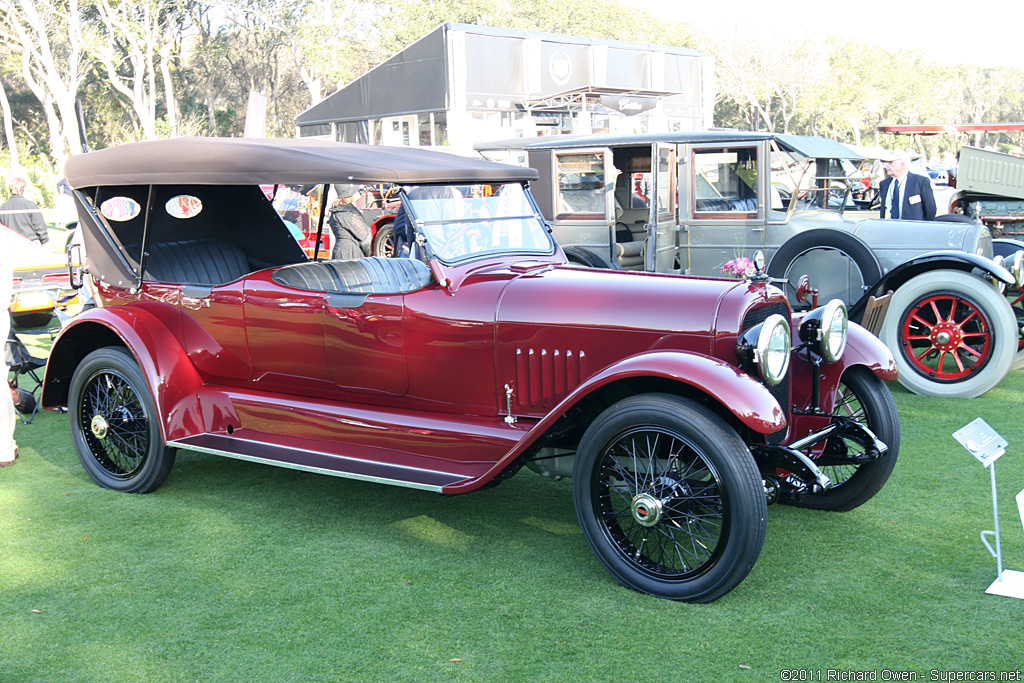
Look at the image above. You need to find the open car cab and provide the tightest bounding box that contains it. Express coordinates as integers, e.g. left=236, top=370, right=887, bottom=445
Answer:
left=43, top=138, right=900, bottom=603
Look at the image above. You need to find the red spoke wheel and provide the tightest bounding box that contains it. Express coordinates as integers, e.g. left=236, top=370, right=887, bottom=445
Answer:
left=881, top=270, right=1016, bottom=398
left=899, top=292, right=994, bottom=380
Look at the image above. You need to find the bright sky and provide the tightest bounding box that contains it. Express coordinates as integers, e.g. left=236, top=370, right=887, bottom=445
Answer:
left=623, top=0, right=1024, bottom=68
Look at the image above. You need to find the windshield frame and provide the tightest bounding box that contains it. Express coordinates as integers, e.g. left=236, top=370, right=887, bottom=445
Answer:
left=400, top=181, right=556, bottom=266
left=769, top=141, right=857, bottom=221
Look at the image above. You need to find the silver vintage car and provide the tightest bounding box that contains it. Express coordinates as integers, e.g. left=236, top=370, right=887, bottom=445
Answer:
left=516, top=131, right=1019, bottom=399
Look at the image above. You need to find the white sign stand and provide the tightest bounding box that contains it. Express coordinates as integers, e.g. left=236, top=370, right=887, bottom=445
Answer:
left=953, top=418, right=1024, bottom=599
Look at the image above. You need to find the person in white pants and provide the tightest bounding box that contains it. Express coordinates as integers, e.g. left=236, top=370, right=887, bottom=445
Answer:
left=1, top=259, right=18, bottom=466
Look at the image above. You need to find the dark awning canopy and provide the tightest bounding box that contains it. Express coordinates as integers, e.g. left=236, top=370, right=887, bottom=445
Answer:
left=64, top=137, right=539, bottom=189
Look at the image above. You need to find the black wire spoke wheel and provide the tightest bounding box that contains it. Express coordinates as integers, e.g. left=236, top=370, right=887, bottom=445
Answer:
left=819, top=378, right=869, bottom=490
left=786, top=367, right=900, bottom=512
left=597, top=427, right=725, bottom=578
left=573, top=394, right=765, bottom=603
left=79, top=369, right=151, bottom=478
left=69, top=347, right=175, bottom=493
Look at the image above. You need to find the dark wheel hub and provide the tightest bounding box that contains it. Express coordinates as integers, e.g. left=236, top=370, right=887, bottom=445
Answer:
left=596, top=430, right=726, bottom=578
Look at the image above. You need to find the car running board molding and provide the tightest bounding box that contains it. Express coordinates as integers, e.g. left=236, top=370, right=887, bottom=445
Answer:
left=167, top=433, right=469, bottom=493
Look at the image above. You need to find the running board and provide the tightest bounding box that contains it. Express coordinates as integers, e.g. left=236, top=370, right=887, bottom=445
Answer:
left=168, top=433, right=470, bottom=493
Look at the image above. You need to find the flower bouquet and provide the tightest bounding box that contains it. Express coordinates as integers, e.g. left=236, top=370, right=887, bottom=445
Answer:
left=720, top=257, right=756, bottom=279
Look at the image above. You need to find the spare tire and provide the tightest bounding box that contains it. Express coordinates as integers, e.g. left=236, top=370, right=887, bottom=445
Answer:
left=934, top=214, right=978, bottom=224
left=767, top=229, right=881, bottom=307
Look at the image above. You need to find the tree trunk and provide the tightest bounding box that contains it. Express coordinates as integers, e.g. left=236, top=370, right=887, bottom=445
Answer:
left=0, top=78, right=21, bottom=172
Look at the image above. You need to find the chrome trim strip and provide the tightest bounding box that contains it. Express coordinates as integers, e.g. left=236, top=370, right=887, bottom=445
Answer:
left=167, top=438, right=450, bottom=493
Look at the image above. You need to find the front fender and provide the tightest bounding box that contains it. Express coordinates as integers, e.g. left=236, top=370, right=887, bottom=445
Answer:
left=566, top=351, right=787, bottom=433
left=42, top=306, right=206, bottom=444
left=837, top=322, right=898, bottom=381
left=851, top=251, right=1012, bottom=319
left=787, top=322, right=897, bottom=443
left=443, top=351, right=785, bottom=494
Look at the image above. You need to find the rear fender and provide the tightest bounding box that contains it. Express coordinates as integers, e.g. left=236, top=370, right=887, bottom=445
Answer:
left=851, top=251, right=1012, bottom=320
left=42, top=307, right=212, bottom=443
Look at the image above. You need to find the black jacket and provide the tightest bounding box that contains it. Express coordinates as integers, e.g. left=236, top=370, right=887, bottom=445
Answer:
left=327, top=204, right=371, bottom=260
left=0, top=194, right=48, bottom=244
left=879, top=173, right=936, bottom=221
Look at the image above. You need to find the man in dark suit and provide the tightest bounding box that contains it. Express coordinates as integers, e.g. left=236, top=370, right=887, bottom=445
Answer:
left=879, top=150, right=936, bottom=221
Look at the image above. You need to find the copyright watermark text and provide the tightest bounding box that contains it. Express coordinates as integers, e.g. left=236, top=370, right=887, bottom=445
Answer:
left=779, top=671, right=1021, bottom=682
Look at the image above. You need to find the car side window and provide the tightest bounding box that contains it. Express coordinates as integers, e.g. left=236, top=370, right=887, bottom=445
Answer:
left=555, top=152, right=607, bottom=219
left=99, top=196, right=141, bottom=222
left=692, top=147, right=759, bottom=218
left=165, top=195, right=203, bottom=219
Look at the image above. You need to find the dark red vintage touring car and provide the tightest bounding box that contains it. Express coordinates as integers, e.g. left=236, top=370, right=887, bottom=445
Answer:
left=43, top=138, right=899, bottom=602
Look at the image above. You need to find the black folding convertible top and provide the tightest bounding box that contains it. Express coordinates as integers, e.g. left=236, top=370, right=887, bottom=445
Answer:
left=64, top=137, right=539, bottom=189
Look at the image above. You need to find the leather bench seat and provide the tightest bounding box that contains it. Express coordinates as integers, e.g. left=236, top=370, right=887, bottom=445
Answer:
left=273, top=257, right=432, bottom=295
left=694, top=197, right=758, bottom=213
left=142, top=239, right=251, bottom=285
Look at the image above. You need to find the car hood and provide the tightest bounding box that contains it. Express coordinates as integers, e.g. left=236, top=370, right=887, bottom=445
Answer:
left=851, top=216, right=990, bottom=262
left=494, top=263, right=767, bottom=351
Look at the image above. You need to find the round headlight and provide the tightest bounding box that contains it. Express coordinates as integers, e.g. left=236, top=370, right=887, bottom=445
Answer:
left=754, top=314, right=792, bottom=386
left=798, top=299, right=848, bottom=363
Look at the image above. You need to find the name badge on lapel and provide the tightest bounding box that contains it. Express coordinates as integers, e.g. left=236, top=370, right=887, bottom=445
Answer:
left=909, top=195, right=921, bottom=205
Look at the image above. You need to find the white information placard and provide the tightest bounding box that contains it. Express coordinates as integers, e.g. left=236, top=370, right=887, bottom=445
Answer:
left=953, top=418, right=1007, bottom=467
left=953, top=419, right=1022, bottom=599
left=989, top=490, right=1024, bottom=599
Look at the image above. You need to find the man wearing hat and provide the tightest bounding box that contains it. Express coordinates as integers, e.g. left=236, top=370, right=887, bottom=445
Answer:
left=879, top=150, right=936, bottom=221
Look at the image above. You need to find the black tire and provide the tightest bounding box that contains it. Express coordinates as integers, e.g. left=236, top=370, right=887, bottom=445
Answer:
left=69, top=347, right=175, bottom=493
left=934, top=214, right=978, bottom=224
left=562, top=246, right=610, bottom=269
left=785, top=367, right=900, bottom=512
left=767, top=230, right=882, bottom=308
left=372, top=221, right=394, bottom=257
left=572, top=394, right=766, bottom=603
left=879, top=270, right=1016, bottom=398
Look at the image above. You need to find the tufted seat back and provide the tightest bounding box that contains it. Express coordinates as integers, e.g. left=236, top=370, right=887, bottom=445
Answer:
left=142, top=239, right=251, bottom=285
left=694, top=197, right=758, bottom=213
left=272, top=257, right=432, bottom=295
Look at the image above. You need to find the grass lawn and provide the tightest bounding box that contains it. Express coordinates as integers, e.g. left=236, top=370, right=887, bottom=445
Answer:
left=3, top=326, right=1023, bottom=682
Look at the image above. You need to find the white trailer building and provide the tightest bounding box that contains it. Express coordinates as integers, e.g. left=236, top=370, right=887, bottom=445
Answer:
left=295, top=22, right=714, bottom=156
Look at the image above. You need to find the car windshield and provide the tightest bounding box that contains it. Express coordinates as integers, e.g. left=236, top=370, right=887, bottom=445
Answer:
left=404, top=182, right=554, bottom=263
left=770, top=148, right=855, bottom=214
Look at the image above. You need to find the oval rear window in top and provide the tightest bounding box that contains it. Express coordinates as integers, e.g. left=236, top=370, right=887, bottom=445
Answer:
left=165, top=195, right=203, bottom=219
left=99, top=196, right=141, bottom=222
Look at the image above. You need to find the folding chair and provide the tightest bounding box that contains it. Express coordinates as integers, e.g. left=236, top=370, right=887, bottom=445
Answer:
left=5, top=318, right=47, bottom=425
